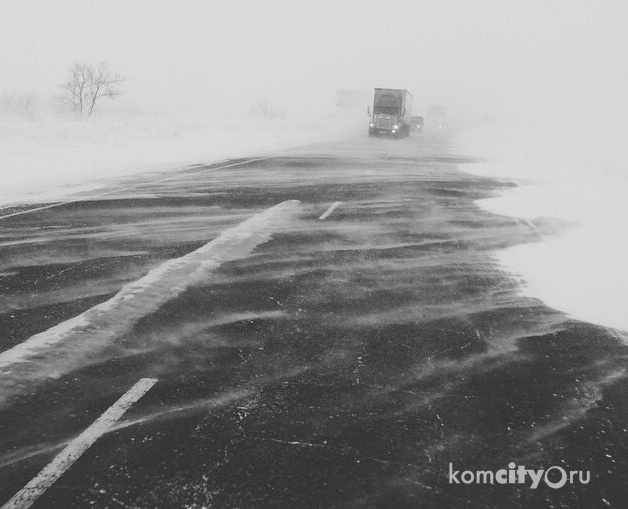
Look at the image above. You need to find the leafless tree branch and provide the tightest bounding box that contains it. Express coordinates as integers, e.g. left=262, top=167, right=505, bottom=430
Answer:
left=60, top=61, right=126, bottom=118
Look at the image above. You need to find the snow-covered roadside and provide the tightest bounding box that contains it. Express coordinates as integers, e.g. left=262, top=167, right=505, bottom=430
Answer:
left=0, top=113, right=362, bottom=207
left=455, top=127, right=628, bottom=333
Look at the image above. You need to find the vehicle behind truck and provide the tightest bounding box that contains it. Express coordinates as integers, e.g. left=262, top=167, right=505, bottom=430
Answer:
left=410, top=116, right=424, bottom=133
left=368, top=88, right=413, bottom=137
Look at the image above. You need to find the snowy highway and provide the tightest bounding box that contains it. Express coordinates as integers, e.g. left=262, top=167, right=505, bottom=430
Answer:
left=1, top=135, right=628, bottom=508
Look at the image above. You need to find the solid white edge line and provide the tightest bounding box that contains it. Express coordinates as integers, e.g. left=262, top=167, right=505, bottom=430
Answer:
left=1, top=378, right=158, bottom=509
left=0, top=156, right=274, bottom=221
left=319, top=201, right=342, bottom=220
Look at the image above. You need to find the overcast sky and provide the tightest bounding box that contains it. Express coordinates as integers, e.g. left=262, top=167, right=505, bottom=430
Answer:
left=2, top=0, right=627, bottom=124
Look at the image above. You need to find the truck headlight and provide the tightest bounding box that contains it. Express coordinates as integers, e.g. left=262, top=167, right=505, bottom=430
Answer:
left=393, top=124, right=399, bottom=129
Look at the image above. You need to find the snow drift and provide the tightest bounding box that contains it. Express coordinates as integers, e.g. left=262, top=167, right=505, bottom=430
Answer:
left=0, top=200, right=301, bottom=405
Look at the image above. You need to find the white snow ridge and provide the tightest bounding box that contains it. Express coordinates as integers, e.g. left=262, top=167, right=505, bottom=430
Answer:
left=0, top=200, right=301, bottom=404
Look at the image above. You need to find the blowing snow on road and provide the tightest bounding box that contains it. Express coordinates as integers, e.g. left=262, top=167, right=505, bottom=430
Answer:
left=1, top=134, right=628, bottom=508
left=4, top=0, right=628, bottom=507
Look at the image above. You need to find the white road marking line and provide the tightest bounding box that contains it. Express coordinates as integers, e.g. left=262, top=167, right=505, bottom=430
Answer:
left=319, top=201, right=342, bottom=220
left=1, top=378, right=158, bottom=509
left=0, top=202, right=67, bottom=220
left=0, top=201, right=300, bottom=378
left=516, top=217, right=547, bottom=241
left=0, top=156, right=274, bottom=221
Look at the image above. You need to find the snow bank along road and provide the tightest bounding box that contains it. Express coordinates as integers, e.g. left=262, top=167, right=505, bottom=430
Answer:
left=1, top=135, right=628, bottom=508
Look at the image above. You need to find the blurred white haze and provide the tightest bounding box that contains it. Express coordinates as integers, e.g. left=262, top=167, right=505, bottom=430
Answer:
left=2, top=0, right=628, bottom=330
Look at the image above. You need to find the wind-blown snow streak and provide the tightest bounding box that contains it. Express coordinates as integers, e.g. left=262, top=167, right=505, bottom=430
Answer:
left=0, top=200, right=300, bottom=403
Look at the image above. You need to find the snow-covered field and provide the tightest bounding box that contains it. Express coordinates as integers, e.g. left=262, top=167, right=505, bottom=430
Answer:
left=456, top=126, right=628, bottom=333
left=0, top=112, right=362, bottom=207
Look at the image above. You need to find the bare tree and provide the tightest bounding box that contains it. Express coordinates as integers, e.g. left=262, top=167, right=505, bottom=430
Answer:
left=22, top=92, right=35, bottom=117
left=85, top=62, right=125, bottom=117
left=1, top=90, right=36, bottom=118
left=60, top=63, right=90, bottom=118
left=61, top=62, right=125, bottom=118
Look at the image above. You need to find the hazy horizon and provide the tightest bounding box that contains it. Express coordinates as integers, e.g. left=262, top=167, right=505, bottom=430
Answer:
left=1, top=0, right=625, bottom=127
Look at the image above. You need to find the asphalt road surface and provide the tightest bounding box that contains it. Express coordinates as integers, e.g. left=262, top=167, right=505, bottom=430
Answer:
left=2, top=135, right=628, bottom=508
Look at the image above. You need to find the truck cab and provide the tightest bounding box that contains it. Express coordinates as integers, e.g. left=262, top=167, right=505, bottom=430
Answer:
left=368, top=88, right=413, bottom=138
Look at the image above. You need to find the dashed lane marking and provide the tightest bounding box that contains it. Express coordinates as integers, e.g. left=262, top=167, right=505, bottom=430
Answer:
left=319, top=201, right=342, bottom=220
left=1, top=378, right=158, bottom=509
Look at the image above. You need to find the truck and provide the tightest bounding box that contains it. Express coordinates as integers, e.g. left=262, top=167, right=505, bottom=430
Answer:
left=368, top=88, right=413, bottom=137
left=410, top=116, right=424, bottom=133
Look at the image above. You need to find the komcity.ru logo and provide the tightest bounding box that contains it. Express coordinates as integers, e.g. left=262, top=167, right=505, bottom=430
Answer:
left=448, top=462, right=590, bottom=489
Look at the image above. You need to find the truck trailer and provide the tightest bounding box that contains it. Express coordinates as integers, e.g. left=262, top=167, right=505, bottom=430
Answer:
left=368, top=88, right=413, bottom=137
